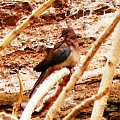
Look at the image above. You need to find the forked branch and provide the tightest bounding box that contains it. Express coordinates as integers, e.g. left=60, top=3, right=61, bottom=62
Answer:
left=63, top=87, right=109, bottom=120
left=91, top=14, right=120, bottom=120
left=45, top=10, right=120, bottom=120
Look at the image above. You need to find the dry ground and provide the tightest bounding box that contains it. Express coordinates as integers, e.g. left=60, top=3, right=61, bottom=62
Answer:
left=0, top=0, right=119, bottom=119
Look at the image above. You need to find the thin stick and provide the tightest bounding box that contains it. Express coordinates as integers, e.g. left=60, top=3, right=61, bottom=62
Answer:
left=12, top=71, right=24, bottom=116
left=0, top=0, right=55, bottom=51
left=45, top=10, right=120, bottom=120
left=90, top=16, right=120, bottom=120
left=63, top=87, right=109, bottom=120
left=20, top=68, right=70, bottom=120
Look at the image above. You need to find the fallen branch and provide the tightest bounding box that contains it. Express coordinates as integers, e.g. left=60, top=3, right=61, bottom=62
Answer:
left=90, top=13, right=120, bottom=120
left=63, top=87, right=109, bottom=120
left=0, top=67, right=119, bottom=107
left=0, top=0, right=55, bottom=52
left=77, top=67, right=120, bottom=85
left=45, top=10, right=120, bottom=120
left=20, top=68, right=70, bottom=120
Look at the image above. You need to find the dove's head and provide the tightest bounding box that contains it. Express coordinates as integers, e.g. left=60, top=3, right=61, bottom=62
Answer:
left=60, top=27, right=77, bottom=41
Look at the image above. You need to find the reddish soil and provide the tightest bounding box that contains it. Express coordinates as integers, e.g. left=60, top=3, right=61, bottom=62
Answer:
left=0, top=0, right=119, bottom=120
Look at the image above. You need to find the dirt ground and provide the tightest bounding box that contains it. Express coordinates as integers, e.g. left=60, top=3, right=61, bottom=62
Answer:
left=0, top=0, right=120, bottom=120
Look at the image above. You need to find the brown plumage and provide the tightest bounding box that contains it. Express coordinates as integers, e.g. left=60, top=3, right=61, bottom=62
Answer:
left=29, top=27, right=80, bottom=98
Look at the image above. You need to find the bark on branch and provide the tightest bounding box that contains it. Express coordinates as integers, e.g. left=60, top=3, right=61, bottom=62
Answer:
left=45, top=10, right=120, bottom=120
left=63, top=87, right=109, bottom=120
left=20, top=68, right=70, bottom=120
left=0, top=0, right=55, bottom=51
left=90, top=13, right=120, bottom=120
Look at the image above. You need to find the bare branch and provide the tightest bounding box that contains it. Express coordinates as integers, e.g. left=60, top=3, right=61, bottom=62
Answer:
left=63, top=87, right=109, bottom=120
left=20, top=68, right=70, bottom=120
left=77, top=67, right=120, bottom=84
left=0, top=0, right=55, bottom=51
left=45, top=10, right=120, bottom=120
left=91, top=13, right=120, bottom=120
left=35, top=74, right=70, bottom=113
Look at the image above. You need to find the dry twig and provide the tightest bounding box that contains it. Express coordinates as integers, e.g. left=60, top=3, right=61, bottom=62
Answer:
left=0, top=0, right=55, bottom=52
left=12, top=71, right=24, bottom=116
left=91, top=13, right=120, bottom=120
left=45, top=10, right=120, bottom=120
left=63, top=87, right=109, bottom=120
left=20, top=68, right=70, bottom=120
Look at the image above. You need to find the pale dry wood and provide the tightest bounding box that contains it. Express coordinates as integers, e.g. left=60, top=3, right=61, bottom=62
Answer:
left=20, top=68, right=70, bottom=120
left=34, top=85, right=61, bottom=112
left=45, top=10, right=120, bottom=120
left=0, top=67, right=120, bottom=106
left=90, top=14, right=120, bottom=120
left=12, top=71, right=24, bottom=116
left=63, top=88, right=109, bottom=120
left=0, top=0, right=55, bottom=51
left=0, top=112, right=18, bottom=120
left=35, top=74, right=70, bottom=113
left=80, top=67, right=104, bottom=83
left=79, top=67, right=120, bottom=84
